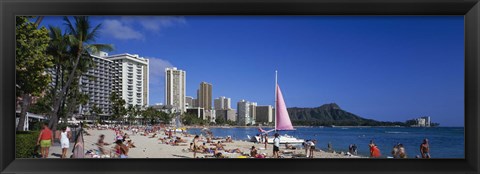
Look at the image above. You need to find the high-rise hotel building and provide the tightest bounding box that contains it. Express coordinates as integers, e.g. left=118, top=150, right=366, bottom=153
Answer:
left=78, top=52, right=113, bottom=119
left=106, top=53, right=149, bottom=107
left=197, top=82, right=212, bottom=110
left=165, top=67, right=186, bottom=113
left=214, top=96, right=231, bottom=110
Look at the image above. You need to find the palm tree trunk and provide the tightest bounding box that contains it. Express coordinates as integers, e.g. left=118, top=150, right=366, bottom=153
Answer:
left=17, top=93, right=31, bottom=131
left=48, top=50, right=82, bottom=131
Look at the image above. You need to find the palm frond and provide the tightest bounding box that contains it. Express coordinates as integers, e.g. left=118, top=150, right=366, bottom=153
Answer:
left=86, top=23, right=102, bottom=43
left=63, top=16, right=76, bottom=36
left=86, top=44, right=114, bottom=54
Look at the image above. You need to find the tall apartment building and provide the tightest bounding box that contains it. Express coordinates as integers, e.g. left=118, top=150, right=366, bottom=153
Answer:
left=78, top=53, right=113, bottom=119
left=197, top=82, right=212, bottom=111
left=105, top=53, right=149, bottom=107
left=256, top=105, right=273, bottom=124
left=214, top=96, right=231, bottom=110
left=165, top=67, right=186, bottom=113
left=237, top=100, right=251, bottom=126
left=249, top=102, right=257, bottom=125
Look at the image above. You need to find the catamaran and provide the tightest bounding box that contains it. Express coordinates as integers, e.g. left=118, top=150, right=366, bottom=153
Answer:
left=249, top=71, right=305, bottom=144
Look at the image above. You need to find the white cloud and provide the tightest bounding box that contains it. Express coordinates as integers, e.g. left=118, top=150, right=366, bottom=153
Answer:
left=138, top=16, right=186, bottom=32
left=120, top=16, right=186, bottom=31
left=148, top=57, right=174, bottom=85
left=102, top=19, right=144, bottom=40
left=102, top=17, right=186, bottom=41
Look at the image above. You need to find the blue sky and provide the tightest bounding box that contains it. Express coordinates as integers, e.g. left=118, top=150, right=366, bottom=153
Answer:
left=39, top=16, right=464, bottom=126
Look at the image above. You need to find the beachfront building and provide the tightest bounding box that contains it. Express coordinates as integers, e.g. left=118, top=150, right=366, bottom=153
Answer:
left=185, top=96, right=194, bottom=108
left=192, top=98, right=198, bottom=107
left=256, top=105, right=273, bottom=125
left=215, top=109, right=236, bottom=122
left=214, top=96, right=231, bottom=110
left=237, top=100, right=252, bottom=126
left=186, top=107, right=205, bottom=119
left=150, top=104, right=179, bottom=114
left=197, top=82, right=212, bottom=111
left=78, top=53, right=114, bottom=120
left=165, top=67, right=186, bottom=113
left=249, top=102, right=257, bottom=125
left=205, top=110, right=216, bottom=122
left=105, top=53, right=149, bottom=107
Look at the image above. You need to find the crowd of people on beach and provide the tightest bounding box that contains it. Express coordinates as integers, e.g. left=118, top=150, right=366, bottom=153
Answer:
left=33, top=123, right=432, bottom=159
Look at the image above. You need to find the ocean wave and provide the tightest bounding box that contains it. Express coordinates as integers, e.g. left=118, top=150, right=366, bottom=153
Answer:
left=385, top=131, right=409, bottom=134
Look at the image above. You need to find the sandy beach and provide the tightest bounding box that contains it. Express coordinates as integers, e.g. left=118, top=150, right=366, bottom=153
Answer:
left=47, top=128, right=364, bottom=159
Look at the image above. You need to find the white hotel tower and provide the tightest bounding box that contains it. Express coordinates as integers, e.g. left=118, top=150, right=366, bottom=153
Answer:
left=105, top=53, right=149, bottom=107
left=165, top=67, right=186, bottom=113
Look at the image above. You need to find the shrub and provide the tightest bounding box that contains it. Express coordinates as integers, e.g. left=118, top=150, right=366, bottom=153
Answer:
left=16, top=131, right=40, bottom=158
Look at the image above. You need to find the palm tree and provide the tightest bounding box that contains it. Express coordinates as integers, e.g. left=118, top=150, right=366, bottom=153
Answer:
left=48, top=16, right=113, bottom=131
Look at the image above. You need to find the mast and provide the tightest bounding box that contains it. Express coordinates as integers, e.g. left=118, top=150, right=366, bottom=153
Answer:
left=275, top=70, right=277, bottom=132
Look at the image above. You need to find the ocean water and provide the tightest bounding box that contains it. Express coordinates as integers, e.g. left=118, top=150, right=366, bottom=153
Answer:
left=188, top=127, right=464, bottom=158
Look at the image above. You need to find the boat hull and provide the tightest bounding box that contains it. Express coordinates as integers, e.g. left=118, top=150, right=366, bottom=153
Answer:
left=251, top=135, right=305, bottom=144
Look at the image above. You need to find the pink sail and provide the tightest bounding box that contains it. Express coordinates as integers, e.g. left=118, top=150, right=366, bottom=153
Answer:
left=276, top=85, right=294, bottom=130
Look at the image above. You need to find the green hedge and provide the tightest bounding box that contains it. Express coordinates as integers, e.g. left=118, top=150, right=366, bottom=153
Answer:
left=16, top=131, right=40, bottom=158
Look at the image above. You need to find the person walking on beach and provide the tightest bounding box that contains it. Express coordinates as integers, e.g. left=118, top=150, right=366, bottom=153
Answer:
left=420, top=139, right=431, bottom=158
left=264, top=135, right=268, bottom=149
left=59, top=127, right=71, bottom=158
left=37, top=123, right=53, bottom=158
left=193, top=135, right=199, bottom=158
left=273, top=133, right=280, bottom=158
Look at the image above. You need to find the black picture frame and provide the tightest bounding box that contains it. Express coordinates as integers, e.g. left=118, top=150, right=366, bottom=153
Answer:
left=1, top=0, right=478, bottom=174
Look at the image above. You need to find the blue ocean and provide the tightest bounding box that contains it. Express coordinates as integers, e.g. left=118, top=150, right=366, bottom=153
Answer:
left=189, top=127, right=464, bottom=158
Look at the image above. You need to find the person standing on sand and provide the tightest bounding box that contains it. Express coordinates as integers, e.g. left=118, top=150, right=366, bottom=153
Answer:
left=327, top=142, right=333, bottom=153
left=37, top=123, right=53, bottom=158
left=420, top=139, right=431, bottom=158
left=273, top=133, right=280, bottom=158
left=352, top=144, right=358, bottom=155
left=264, top=135, right=268, bottom=149
left=303, top=140, right=311, bottom=157
left=308, top=140, right=316, bottom=158
left=193, top=135, right=199, bottom=158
